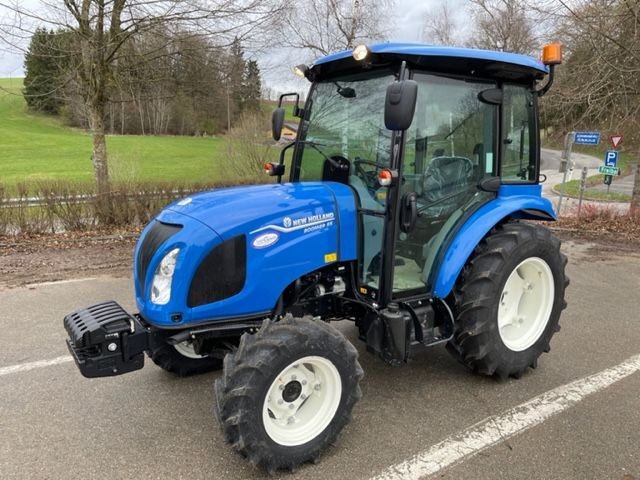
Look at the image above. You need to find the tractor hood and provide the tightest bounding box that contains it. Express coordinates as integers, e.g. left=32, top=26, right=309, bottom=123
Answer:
left=161, top=182, right=341, bottom=241
left=139, top=181, right=358, bottom=327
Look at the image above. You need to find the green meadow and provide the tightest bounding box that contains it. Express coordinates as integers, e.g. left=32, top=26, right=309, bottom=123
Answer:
left=0, top=78, right=236, bottom=189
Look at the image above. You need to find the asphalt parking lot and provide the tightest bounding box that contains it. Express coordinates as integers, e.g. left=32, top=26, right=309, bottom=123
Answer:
left=1, top=240, right=639, bottom=480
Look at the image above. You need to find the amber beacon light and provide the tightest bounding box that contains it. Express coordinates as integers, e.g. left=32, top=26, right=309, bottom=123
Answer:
left=542, top=43, right=562, bottom=65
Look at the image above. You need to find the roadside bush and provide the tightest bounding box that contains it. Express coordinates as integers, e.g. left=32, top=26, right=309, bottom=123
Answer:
left=222, top=111, right=276, bottom=183
left=0, top=180, right=250, bottom=236
left=556, top=204, right=640, bottom=238
left=0, top=185, right=11, bottom=235
left=38, top=181, right=95, bottom=232
left=11, top=183, right=55, bottom=234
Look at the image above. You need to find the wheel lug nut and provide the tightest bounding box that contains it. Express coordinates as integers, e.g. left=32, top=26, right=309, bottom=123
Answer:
left=289, top=404, right=295, bottom=409
left=301, top=380, right=307, bottom=385
left=291, top=375, right=297, bottom=381
left=277, top=399, right=283, bottom=405
left=279, top=384, right=285, bottom=390
left=300, top=394, right=306, bottom=400
left=287, top=416, right=295, bottom=424
left=314, top=384, right=321, bottom=391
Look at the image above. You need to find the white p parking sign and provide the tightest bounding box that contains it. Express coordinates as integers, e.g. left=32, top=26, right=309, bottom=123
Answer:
left=604, top=150, right=618, bottom=167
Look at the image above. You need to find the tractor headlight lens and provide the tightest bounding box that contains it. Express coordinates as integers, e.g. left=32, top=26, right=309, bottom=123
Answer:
left=150, top=248, right=180, bottom=305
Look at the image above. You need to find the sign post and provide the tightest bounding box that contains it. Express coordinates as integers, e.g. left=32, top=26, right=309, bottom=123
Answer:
left=557, top=132, right=577, bottom=213
left=557, top=130, right=600, bottom=214
left=599, top=135, right=622, bottom=194
left=577, top=166, right=588, bottom=217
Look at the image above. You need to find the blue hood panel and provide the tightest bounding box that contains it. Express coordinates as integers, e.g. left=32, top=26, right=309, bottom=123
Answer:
left=165, top=183, right=335, bottom=239
left=138, top=182, right=358, bottom=327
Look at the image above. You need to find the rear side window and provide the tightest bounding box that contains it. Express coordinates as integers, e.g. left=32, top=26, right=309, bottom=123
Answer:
left=501, top=85, right=535, bottom=181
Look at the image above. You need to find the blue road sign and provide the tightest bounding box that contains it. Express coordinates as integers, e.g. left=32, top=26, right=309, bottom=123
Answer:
left=574, top=131, right=600, bottom=145
left=604, top=150, right=618, bottom=167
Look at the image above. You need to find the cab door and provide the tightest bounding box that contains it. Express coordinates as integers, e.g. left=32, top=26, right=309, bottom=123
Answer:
left=390, top=73, right=498, bottom=296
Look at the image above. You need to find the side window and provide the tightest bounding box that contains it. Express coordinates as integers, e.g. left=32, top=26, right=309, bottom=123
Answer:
left=501, top=85, right=534, bottom=181
left=403, top=74, right=497, bottom=194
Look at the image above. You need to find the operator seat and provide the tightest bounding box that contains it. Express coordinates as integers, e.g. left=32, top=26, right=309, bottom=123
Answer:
left=423, top=156, right=473, bottom=204
left=420, top=156, right=474, bottom=284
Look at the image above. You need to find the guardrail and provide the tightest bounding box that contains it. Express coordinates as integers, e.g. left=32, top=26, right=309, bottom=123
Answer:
left=0, top=189, right=199, bottom=209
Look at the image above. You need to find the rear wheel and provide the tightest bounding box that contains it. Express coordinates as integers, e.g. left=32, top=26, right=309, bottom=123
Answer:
left=148, top=339, right=223, bottom=377
left=215, top=316, right=363, bottom=473
left=447, top=222, right=569, bottom=379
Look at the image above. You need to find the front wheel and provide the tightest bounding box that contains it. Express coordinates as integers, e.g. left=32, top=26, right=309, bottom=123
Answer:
left=148, top=339, right=223, bottom=377
left=447, top=222, right=569, bottom=379
left=215, top=316, right=363, bottom=473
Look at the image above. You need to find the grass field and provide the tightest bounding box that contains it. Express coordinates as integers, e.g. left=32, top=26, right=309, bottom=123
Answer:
left=0, top=78, right=240, bottom=189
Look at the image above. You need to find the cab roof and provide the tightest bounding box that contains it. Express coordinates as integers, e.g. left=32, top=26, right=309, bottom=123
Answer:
left=311, top=42, right=548, bottom=82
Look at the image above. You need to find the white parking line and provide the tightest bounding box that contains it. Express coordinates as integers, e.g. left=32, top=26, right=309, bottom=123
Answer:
left=0, top=355, right=73, bottom=376
left=25, top=277, right=96, bottom=288
left=371, top=353, right=640, bottom=480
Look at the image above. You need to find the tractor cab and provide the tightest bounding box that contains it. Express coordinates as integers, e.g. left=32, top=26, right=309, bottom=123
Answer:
left=270, top=43, right=558, bottom=312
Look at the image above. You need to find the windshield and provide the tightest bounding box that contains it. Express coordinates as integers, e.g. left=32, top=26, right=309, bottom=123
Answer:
left=294, top=71, right=395, bottom=187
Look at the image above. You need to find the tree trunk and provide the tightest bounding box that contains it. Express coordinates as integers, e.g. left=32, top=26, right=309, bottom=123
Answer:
left=87, top=99, right=114, bottom=224
left=631, top=155, right=640, bottom=216
left=87, top=102, right=110, bottom=197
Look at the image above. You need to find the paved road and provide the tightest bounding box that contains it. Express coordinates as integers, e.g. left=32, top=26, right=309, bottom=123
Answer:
left=591, top=170, right=636, bottom=196
left=1, top=241, right=639, bottom=480
left=540, top=149, right=630, bottom=213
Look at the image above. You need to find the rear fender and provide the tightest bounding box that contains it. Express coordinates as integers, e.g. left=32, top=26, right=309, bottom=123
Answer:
left=432, top=185, right=556, bottom=299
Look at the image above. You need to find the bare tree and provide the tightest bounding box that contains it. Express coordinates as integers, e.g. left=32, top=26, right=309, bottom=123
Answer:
left=0, top=0, right=284, bottom=202
left=468, top=0, right=537, bottom=54
left=281, top=0, right=395, bottom=58
left=530, top=0, right=640, bottom=212
left=422, top=0, right=463, bottom=46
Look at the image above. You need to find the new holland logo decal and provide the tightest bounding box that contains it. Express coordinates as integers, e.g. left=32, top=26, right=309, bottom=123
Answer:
left=251, top=211, right=335, bottom=235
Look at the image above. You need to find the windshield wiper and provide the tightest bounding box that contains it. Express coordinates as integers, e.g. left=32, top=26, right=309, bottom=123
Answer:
left=444, top=110, right=476, bottom=140
left=298, top=140, right=348, bottom=170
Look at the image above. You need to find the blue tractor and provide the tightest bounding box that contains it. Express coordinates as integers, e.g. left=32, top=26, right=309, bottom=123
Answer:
left=64, top=43, right=568, bottom=472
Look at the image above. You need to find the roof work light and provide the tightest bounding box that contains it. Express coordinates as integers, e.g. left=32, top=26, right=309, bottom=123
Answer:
left=293, top=64, right=309, bottom=79
left=352, top=44, right=370, bottom=61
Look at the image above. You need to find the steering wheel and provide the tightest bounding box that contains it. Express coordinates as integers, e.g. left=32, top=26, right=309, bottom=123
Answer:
left=353, top=158, right=383, bottom=191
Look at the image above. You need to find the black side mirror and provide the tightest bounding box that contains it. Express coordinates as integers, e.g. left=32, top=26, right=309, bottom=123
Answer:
left=478, top=88, right=503, bottom=105
left=384, top=80, right=418, bottom=131
left=478, top=176, right=501, bottom=192
left=272, top=108, right=285, bottom=141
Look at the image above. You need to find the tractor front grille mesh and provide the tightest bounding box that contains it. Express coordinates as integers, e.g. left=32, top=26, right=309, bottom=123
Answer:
left=187, top=235, right=246, bottom=308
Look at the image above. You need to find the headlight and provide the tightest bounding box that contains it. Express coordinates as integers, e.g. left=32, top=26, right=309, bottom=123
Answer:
left=150, top=248, right=179, bottom=305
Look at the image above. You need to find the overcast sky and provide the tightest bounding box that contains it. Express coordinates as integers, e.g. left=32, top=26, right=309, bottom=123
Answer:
left=0, top=0, right=467, bottom=89
left=261, top=0, right=467, bottom=93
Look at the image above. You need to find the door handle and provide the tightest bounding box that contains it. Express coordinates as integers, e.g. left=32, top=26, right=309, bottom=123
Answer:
left=400, top=192, right=417, bottom=233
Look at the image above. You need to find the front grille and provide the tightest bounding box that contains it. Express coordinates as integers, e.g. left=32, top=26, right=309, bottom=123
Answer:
left=188, top=235, right=246, bottom=308
left=136, top=221, right=181, bottom=293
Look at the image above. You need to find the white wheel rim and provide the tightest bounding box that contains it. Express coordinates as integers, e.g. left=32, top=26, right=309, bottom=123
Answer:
left=262, top=356, right=342, bottom=447
left=173, top=341, right=205, bottom=359
left=498, top=257, right=555, bottom=352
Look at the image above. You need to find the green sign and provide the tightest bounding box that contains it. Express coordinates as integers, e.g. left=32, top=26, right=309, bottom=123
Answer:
left=598, top=165, right=620, bottom=175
